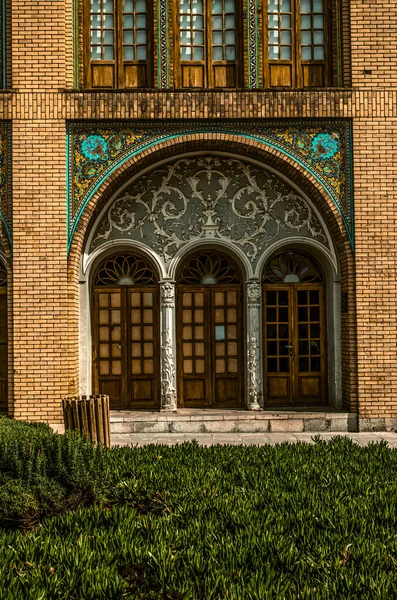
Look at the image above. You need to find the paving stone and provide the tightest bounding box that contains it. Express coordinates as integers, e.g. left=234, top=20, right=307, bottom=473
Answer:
left=200, top=421, right=240, bottom=433
left=359, top=418, right=386, bottom=432
left=223, top=413, right=257, bottom=420
left=134, top=422, right=168, bottom=434
left=330, top=417, right=349, bottom=432
left=371, top=433, right=397, bottom=447
left=111, top=422, right=135, bottom=434
left=166, top=421, right=208, bottom=433
left=110, top=432, right=397, bottom=447
left=236, top=420, right=269, bottom=433
left=304, top=418, right=331, bottom=432
left=270, top=419, right=304, bottom=432
left=385, top=418, right=397, bottom=431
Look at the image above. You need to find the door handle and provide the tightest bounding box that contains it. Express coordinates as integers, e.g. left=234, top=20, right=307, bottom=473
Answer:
left=285, top=344, right=293, bottom=356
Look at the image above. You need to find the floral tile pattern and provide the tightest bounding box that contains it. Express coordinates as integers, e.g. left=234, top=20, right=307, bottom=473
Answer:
left=0, top=122, right=12, bottom=248
left=67, top=120, right=353, bottom=252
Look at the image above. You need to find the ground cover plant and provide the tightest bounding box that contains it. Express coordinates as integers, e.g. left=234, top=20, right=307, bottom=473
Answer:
left=0, top=418, right=397, bottom=598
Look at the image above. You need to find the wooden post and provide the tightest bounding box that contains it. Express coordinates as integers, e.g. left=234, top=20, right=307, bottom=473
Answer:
left=62, top=394, right=110, bottom=447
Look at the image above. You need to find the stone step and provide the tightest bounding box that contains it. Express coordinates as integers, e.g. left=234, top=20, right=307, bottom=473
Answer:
left=110, top=410, right=357, bottom=435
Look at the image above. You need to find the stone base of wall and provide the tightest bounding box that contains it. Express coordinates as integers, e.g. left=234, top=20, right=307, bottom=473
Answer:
left=359, top=418, right=397, bottom=432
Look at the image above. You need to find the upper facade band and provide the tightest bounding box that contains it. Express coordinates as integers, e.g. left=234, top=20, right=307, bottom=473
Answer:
left=79, top=0, right=349, bottom=90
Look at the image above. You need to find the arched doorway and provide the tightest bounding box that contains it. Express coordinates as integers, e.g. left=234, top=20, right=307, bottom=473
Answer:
left=92, top=252, right=160, bottom=409
left=262, top=250, right=326, bottom=406
left=177, top=251, right=244, bottom=408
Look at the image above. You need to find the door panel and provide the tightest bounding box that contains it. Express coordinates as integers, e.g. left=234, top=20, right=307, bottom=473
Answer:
left=178, top=285, right=243, bottom=407
left=94, top=289, right=126, bottom=409
left=93, top=287, right=159, bottom=409
left=128, top=289, right=159, bottom=407
left=263, top=284, right=326, bottom=405
left=264, top=288, right=292, bottom=404
left=179, top=289, right=211, bottom=407
left=212, top=288, right=242, bottom=407
left=294, top=285, right=326, bottom=404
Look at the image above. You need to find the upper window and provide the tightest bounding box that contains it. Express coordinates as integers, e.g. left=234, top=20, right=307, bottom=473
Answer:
left=175, top=0, right=241, bottom=88
left=84, top=0, right=152, bottom=88
left=264, top=0, right=329, bottom=87
left=83, top=0, right=333, bottom=89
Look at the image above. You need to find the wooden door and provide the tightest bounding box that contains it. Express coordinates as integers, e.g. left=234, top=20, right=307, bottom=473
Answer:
left=93, top=286, right=159, bottom=409
left=263, top=283, right=326, bottom=405
left=177, top=285, right=243, bottom=407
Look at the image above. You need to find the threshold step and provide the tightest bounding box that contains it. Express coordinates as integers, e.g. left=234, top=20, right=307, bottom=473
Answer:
left=110, top=410, right=357, bottom=434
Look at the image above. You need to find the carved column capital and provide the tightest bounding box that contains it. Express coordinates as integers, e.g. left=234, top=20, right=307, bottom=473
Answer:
left=247, top=281, right=261, bottom=308
left=160, top=280, right=175, bottom=308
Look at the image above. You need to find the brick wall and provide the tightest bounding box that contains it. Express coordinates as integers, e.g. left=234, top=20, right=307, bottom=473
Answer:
left=1, top=0, right=395, bottom=422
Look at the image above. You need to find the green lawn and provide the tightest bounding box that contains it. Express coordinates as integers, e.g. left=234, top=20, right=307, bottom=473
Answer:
left=0, top=418, right=397, bottom=599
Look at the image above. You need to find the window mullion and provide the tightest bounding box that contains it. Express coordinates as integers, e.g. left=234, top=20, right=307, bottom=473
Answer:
left=206, top=0, right=212, bottom=86
left=294, top=0, right=302, bottom=88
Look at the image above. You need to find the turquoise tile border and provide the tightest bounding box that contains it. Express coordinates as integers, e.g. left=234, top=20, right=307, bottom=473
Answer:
left=67, top=119, right=353, bottom=253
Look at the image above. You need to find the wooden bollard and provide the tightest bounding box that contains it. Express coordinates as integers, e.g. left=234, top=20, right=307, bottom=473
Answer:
left=61, top=395, right=111, bottom=448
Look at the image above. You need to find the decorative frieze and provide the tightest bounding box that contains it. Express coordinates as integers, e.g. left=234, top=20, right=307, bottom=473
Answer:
left=67, top=119, right=353, bottom=252
left=90, top=155, right=329, bottom=272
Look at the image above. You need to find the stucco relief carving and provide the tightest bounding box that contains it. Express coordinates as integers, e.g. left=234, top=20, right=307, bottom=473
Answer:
left=160, top=281, right=175, bottom=307
left=247, top=331, right=261, bottom=410
left=91, top=156, right=328, bottom=268
left=160, top=327, right=177, bottom=411
left=247, top=282, right=261, bottom=307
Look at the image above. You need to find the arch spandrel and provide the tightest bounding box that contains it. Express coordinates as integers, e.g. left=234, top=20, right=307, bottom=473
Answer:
left=68, top=120, right=354, bottom=255
left=87, top=155, right=333, bottom=279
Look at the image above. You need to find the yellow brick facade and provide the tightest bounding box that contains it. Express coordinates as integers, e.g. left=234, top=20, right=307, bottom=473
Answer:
left=0, top=0, right=395, bottom=428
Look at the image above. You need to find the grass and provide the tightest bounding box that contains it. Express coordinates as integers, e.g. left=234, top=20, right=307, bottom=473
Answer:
left=0, top=418, right=397, bottom=598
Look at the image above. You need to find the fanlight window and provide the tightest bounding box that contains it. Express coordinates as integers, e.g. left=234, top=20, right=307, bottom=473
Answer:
left=263, top=251, right=323, bottom=283
left=179, top=252, right=240, bottom=284
left=94, top=254, right=157, bottom=286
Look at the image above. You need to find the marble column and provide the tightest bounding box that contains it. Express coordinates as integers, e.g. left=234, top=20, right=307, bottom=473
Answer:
left=246, top=281, right=263, bottom=410
left=159, top=280, right=177, bottom=411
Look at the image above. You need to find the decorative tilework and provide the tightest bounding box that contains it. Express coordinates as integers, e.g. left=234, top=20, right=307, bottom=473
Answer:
left=0, top=122, right=12, bottom=248
left=158, top=0, right=168, bottom=88
left=247, top=0, right=258, bottom=88
left=67, top=119, right=353, bottom=251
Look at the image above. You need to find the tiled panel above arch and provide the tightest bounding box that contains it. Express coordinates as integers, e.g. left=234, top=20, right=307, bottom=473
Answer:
left=67, top=119, right=353, bottom=253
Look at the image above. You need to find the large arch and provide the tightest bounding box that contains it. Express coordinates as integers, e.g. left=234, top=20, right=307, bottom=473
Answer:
left=68, top=135, right=356, bottom=412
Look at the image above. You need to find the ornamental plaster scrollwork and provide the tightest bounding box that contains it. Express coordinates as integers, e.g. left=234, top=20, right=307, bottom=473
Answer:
left=247, top=331, right=262, bottom=410
left=160, top=328, right=177, bottom=411
left=91, top=156, right=328, bottom=271
left=160, top=281, right=177, bottom=411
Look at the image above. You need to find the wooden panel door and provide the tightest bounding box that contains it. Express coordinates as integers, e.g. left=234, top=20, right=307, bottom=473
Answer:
left=93, top=286, right=159, bottom=409
left=294, top=285, right=326, bottom=404
left=263, top=284, right=326, bottom=405
left=177, top=285, right=243, bottom=407
left=93, top=288, right=125, bottom=408
left=178, top=289, right=210, bottom=406
left=263, top=287, right=293, bottom=404
left=128, top=288, right=159, bottom=408
left=211, top=287, right=242, bottom=407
